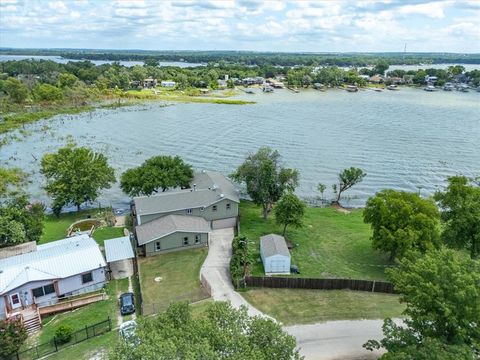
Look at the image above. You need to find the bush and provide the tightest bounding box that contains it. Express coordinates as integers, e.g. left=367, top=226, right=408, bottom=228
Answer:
left=55, top=324, right=74, bottom=344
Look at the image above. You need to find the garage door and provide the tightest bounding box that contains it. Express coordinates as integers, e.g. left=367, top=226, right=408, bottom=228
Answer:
left=212, top=217, right=237, bottom=230
left=270, top=260, right=286, bottom=273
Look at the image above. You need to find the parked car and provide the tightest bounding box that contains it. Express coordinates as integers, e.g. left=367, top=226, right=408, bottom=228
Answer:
left=119, top=320, right=139, bottom=345
left=119, top=292, right=135, bottom=315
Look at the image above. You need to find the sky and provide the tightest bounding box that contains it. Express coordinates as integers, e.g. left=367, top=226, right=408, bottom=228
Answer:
left=0, top=0, right=479, bottom=53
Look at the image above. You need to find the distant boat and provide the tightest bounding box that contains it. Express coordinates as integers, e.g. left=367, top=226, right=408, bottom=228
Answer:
left=387, top=84, right=398, bottom=90
left=245, top=88, right=255, bottom=94
left=346, top=85, right=358, bottom=92
left=424, top=85, right=435, bottom=92
left=373, top=88, right=383, bottom=92
left=457, top=84, right=469, bottom=93
left=313, top=83, right=325, bottom=90
left=443, top=83, right=454, bottom=91
left=262, top=85, right=273, bottom=93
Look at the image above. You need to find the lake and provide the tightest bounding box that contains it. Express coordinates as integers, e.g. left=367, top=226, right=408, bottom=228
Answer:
left=0, top=87, right=479, bottom=210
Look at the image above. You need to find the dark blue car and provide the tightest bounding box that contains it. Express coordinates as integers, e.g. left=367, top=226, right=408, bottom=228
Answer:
left=120, top=292, right=135, bottom=315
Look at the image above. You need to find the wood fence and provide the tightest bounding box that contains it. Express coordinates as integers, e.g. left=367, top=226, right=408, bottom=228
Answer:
left=244, top=276, right=395, bottom=293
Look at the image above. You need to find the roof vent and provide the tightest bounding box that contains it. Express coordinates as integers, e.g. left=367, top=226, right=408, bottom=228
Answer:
left=220, top=193, right=224, bottom=198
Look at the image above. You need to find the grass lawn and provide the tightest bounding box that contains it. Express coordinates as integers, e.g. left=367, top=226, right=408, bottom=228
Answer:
left=242, top=288, right=405, bottom=325
left=43, top=331, right=116, bottom=360
left=240, top=201, right=391, bottom=280
left=139, top=248, right=210, bottom=315
left=92, top=227, right=125, bottom=246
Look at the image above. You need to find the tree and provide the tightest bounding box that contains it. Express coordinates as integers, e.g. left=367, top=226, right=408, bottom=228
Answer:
left=434, top=176, right=480, bottom=259
left=109, top=301, right=302, bottom=360
left=120, top=155, right=193, bottom=197
left=230, top=235, right=254, bottom=286
left=275, top=191, right=306, bottom=236
left=40, top=145, right=115, bottom=213
left=0, top=318, right=28, bottom=358
left=333, top=167, right=366, bottom=205
left=0, top=167, right=26, bottom=197
left=364, top=249, right=480, bottom=358
left=2, top=77, right=29, bottom=103
left=317, top=183, right=326, bottom=201
left=34, top=83, right=63, bottom=101
left=231, top=147, right=299, bottom=219
left=373, top=60, right=389, bottom=75
left=363, top=190, right=440, bottom=261
left=58, top=73, right=78, bottom=88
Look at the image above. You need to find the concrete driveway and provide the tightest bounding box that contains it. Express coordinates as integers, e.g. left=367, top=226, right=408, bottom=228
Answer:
left=200, top=227, right=387, bottom=360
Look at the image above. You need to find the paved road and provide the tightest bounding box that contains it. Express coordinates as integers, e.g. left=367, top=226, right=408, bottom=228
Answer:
left=200, top=228, right=387, bottom=360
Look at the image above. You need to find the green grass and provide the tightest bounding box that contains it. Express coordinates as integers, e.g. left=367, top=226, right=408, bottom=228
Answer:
left=240, top=201, right=390, bottom=280
left=43, top=331, right=116, bottom=360
left=138, top=248, right=210, bottom=315
left=242, top=288, right=405, bottom=325
left=92, top=227, right=125, bottom=246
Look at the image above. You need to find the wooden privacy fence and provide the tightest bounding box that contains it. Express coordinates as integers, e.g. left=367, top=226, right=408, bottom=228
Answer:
left=244, top=276, right=395, bottom=293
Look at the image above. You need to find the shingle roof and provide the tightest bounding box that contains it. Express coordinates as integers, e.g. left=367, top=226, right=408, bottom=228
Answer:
left=133, top=171, right=239, bottom=216
left=136, top=215, right=211, bottom=245
left=104, top=236, right=135, bottom=263
left=260, top=234, right=290, bottom=258
left=0, top=234, right=106, bottom=295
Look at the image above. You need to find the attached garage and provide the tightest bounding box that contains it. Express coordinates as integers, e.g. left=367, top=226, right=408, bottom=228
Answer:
left=260, top=234, right=291, bottom=275
left=211, top=217, right=237, bottom=230
left=104, top=236, right=135, bottom=280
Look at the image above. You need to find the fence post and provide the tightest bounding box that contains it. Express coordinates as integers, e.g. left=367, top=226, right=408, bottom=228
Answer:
left=54, top=336, right=58, bottom=352
left=108, top=316, right=112, bottom=331
left=372, top=280, right=376, bottom=293
left=86, top=325, right=89, bottom=339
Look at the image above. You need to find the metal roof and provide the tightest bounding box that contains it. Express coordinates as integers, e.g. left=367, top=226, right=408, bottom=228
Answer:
left=133, top=171, right=239, bottom=216
left=104, top=236, right=135, bottom=263
left=0, top=234, right=106, bottom=295
left=136, top=215, right=211, bottom=245
left=260, top=234, right=290, bottom=258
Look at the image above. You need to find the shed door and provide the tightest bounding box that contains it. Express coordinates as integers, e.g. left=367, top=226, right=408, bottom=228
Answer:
left=270, top=260, right=285, bottom=273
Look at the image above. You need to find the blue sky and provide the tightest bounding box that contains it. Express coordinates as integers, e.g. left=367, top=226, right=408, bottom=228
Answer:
left=0, top=0, right=479, bottom=52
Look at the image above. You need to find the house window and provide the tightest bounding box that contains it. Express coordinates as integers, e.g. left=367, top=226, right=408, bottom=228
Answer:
left=195, top=234, right=201, bottom=244
left=200, top=206, right=205, bottom=212
left=32, top=287, right=44, bottom=298
left=155, top=241, right=161, bottom=251
left=186, top=208, right=192, bottom=214
left=226, top=203, right=231, bottom=210
left=32, top=284, right=56, bottom=298
left=82, top=272, right=93, bottom=284
left=183, top=236, right=189, bottom=246
left=44, top=284, right=55, bottom=295
left=212, top=205, right=217, bottom=212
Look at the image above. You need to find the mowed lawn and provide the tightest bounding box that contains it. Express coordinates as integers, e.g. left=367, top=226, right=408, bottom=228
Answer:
left=139, top=248, right=210, bottom=315
left=242, top=288, right=405, bottom=325
left=240, top=201, right=390, bottom=280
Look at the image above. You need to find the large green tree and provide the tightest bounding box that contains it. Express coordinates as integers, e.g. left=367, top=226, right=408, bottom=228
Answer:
left=120, top=155, right=193, bottom=197
left=40, top=145, right=115, bottom=213
left=2, top=77, right=29, bottom=103
left=434, top=176, right=480, bottom=259
left=109, top=301, right=302, bottom=360
left=231, top=147, right=299, bottom=219
left=364, top=249, right=480, bottom=358
left=333, top=167, right=366, bottom=205
left=363, top=190, right=440, bottom=261
left=0, top=318, right=28, bottom=358
left=274, top=191, right=306, bottom=236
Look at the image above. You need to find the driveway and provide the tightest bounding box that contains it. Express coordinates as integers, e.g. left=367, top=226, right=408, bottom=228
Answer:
left=200, top=228, right=387, bottom=360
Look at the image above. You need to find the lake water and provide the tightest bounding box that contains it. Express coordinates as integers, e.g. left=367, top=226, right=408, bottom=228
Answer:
left=0, top=87, right=479, bottom=210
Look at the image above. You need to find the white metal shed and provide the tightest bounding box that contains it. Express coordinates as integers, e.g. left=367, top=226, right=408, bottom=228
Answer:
left=259, top=234, right=291, bottom=275
left=104, top=236, right=135, bottom=280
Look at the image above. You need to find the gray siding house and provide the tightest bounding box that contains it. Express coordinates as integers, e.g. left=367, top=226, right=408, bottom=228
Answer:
left=132, top=171, right=239, bottom=255
left=0, top=234, right=107, bottom=320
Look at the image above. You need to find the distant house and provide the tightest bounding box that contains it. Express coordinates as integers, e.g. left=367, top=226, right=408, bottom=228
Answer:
left=369, top=74, right=384, bottom=84
left=425, top=75, right=438, bottom=84
left=160, top=80, right=176, bottom=88
left=132, top=171, right=240, bottom=255
left=129, top=80, right=141, bottom=88
left=104, top=236, right=135, bottom=280
left=0, top=235, right=107, bottom=321
left=143, top=78, right=157, bottom=88
left=260, top=234, right=291, bottom=275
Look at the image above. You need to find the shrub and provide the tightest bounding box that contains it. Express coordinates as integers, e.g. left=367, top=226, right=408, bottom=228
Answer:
left=55, top=324, right=74, bottom=344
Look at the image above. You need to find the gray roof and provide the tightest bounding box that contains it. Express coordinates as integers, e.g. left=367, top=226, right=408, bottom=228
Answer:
left=133, top=171, right=239, bottom=216
left=260, top=234, right=290, bottom=258
left=136, top=215, right=211, bottom=245
left=0, top=234, right=106, bottom=295
left=104, top=236, right=135, bottom=263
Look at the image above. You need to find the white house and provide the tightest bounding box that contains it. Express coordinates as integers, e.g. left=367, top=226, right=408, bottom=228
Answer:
left=160, top=81, right=176, bottom=88
left=260, top=234, right=291, bottom=275
left=0, top=234, right=107, bottom=320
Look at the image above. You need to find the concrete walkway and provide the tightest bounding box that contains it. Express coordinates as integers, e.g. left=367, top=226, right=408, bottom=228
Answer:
left=200, top=227, right=387, bottom=360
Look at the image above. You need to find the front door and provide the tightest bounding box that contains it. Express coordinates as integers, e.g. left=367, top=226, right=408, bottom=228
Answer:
left=10, top=293, right=21, bottom=309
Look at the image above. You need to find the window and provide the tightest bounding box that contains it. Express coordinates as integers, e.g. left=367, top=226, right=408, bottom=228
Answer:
left=200, top=206, right=205, bottom=212
left=226, top=203, right=231, bottom=210
left=32, top=284, right=56, bottom=298
left=212, top=205, right=217, bottom=212
left=155, top=241, right=161, bottom=251
left=183, top=236, right=189, bottom=246
left=186, top=208, right=192, bottom=214
left=195, top=234, right=201, bottom=244
left=82, top=272, right=93, bottom=284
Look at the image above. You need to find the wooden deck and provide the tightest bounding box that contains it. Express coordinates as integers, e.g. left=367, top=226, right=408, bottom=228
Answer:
left=38, top=292, right=106, bottom=316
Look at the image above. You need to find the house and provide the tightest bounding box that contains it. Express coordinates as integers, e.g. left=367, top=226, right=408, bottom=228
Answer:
left=160, top=80, right=176, bottom=88
left=260, top=234, right=291, bottom=275
left=425, top=75, right=438, bottom=84
left=369, top=74, right=384, bottom=84
left=132, top=171, right=239, bottom=255
left=0, top=235, right=107, bottom=321
left=136, top=215, right=210, bottom=256
left=143, top=78, right=157, bottom=88
left=104, top=236, right=135, bottom=279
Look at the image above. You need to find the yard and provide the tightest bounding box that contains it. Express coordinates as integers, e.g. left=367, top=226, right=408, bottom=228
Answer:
left=138, top=248, right=210, bottom=315
left=242, top=288, right=405, bottom=325
left=240, top=201, right=391, bottom=280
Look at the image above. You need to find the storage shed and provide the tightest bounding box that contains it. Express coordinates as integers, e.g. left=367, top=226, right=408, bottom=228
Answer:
left=260, top=234, right=291, bottom=275
left=104, top=236, right=135, bottom=279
